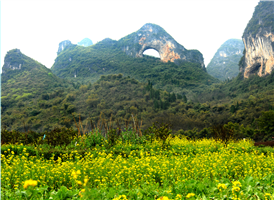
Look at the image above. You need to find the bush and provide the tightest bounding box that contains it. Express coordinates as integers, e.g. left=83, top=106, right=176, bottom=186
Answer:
left=82, top=131, right=105, bottom=148
left=143, top=122, right=172, bottom=149
left=211, top=124, right=235, bottom=146
left=43, top=127, right=78, bottom=147
left=1, top=129, right=43, bottom=145
left=255, top=110, right=274, bottom=141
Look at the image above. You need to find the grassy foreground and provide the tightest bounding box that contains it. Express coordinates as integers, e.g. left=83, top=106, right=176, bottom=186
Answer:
left=1, top=131, right=274, bottom=200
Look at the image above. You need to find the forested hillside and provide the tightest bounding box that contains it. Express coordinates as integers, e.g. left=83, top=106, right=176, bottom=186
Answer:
left=52, top=38, right=218, bottom=96
left=2, top=47, right=274, bottom=143
left=2, top=15, right=274, bottom=142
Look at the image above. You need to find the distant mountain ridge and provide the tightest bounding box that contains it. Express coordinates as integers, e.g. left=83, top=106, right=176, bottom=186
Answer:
left=51, top=23, right=218, bottom=94
left=2, top=21, right=274, bottom=138
left=206, top=39, right=244, bottom=81
left=1, top=48, right=214, bottom=132
left=77, top=38, right=93, bottom=47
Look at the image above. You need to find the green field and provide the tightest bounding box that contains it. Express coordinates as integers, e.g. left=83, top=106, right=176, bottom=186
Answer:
left=1, top=129, right=274, bottom=200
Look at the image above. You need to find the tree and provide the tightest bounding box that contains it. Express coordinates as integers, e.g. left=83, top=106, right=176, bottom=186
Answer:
left=256, top=110, right=274, bottom=137
left=183, top=95, right=187, bottom=103
left=153, top=100, right=159, bottom=110
left=230, top=105, right=236, bottom=113
left=170, top=93, right=176, bottom=102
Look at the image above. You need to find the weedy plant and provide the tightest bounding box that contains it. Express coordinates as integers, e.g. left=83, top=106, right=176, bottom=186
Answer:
left=143, top=121, right=173, bottom=150
left=71, top=112, right=145, bottom=149
left=211, top=124, right=235, bottom=147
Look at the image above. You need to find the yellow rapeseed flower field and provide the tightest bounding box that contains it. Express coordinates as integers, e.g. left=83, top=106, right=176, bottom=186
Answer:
left=1, top=136, right=274, bottom=199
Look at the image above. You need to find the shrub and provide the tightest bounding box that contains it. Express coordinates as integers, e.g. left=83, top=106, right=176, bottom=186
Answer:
left=44, top=127, right=78, bottom=147
left=143, top=121, right=172, bottom=149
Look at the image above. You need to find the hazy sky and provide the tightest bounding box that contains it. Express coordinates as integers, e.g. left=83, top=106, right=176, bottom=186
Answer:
left=1, top=0, right=260, bottom=72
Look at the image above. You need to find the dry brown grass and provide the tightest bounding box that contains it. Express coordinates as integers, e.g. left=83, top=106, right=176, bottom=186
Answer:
left=73, top=112, right=143, bottom=138
left=254, top=141, right=274, bottom=147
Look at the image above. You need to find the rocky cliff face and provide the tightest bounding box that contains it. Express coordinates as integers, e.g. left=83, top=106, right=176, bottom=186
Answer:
left=57, top=40, right=72, bottom=55
left=207, top=39, right=244, bottom=81
left=78, top=38, right=93, bottom=47
left=2, top=49, right=23, bottom=74
left=1, top=49, right=52, bottom=84
left=240, top=1, right=274, bottom=78
left=118, top=23, right=205, bottom=70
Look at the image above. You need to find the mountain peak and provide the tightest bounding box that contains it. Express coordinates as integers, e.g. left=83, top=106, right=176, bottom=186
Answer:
left=2, top=49, right=24, bottom=74
left=139, top=23, right=165, bottom=31
left=57, top=40, right=72, bottom=55
left=118, top=23, right=205, bottom=69
left=77, top=38, right=93, bottom=47
left=1, top=48, right=52, bottom=84
left=206, top=39, right=244, bottom=81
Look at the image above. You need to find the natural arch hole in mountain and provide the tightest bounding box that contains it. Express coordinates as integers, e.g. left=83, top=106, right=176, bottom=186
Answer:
left=143, top=48, right=160, bottom=58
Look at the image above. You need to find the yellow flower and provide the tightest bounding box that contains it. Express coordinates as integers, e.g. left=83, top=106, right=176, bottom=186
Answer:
left=217, top=183, right=227, bottom=190
left=23, top=179, right=38, bottom=189
left=232, top=181, right=242, bottom=187
left=79, top=189, right=85, bottom=197
left=175, top=194, right=182, bottom=199
left=186, top=193, right=195, bottom=198
left=84, top=178, right=88, bottom=184
left=113, top=195, right=128, bottom=200
left=157, top=196, right=169, bottom=200
left=77, top=180, right=82, bottom=185
left=83, top=177, right=89, bottom=186
left=232, top=186, right=241, bottom=193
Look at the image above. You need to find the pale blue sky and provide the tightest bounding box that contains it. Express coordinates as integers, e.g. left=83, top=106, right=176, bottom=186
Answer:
left=1, top=0, right=260, bottom=72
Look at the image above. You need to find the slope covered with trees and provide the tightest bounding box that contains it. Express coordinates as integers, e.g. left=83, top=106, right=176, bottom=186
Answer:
left=2, top=49, right=274, bottom=143
left=51, top=37, right=219, bottom=96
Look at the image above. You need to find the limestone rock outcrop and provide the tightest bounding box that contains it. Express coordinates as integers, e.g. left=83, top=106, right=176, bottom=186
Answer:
left=207, top=39, right=244, bottom=81
left=57, top=40, right=72, bottom=55
left=118, top=23, right=205, bottom=70
left=239, top=1, right=274, bottom=78
left=2, top=49, right=23, bottom=74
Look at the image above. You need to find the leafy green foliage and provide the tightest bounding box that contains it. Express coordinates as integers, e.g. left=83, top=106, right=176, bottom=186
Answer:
left=212, top=124, right=235, bottom=146
left=51, top=37, right=218, bottom=95
left=254, top=110, right=274, bottom=141
left=143, top=122, right=172, bottom=149
left=1, top=127, right=77, bottom=147
left=243, top=1, right=274, bottom=37
left=2, top=35, right=274, bottom=144
left=43, top=127, right=77, bottom=147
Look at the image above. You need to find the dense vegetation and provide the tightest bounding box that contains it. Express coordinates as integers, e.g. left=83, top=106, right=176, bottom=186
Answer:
left=52, top=39, right=217, bottom=94
left=2, top=125, right=274, bottom=199
left=243, top=1, right=274, bottom=37
left=2, top=2, right=274, bottom=199
left=2, top=47, right=274, bottom=143
left=1, top=48, right=216, bottom=133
